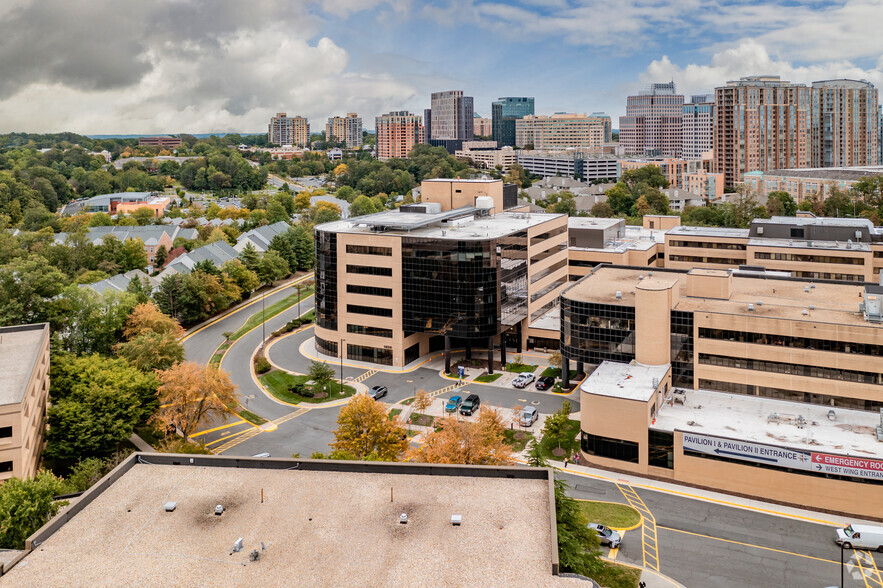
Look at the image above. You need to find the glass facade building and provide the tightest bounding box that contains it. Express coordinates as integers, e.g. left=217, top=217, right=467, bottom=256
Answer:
left=492, top=97, right=535, bottom=147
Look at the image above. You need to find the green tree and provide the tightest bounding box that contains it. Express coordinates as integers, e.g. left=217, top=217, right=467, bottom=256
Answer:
left=350, top=194, right=378, bottom=217
left=308, top=360, right=336, bottom=395
left=255, top=249, right=290, bottom=285
left=766, top=191, right=797, bottom=217
left=590, top=201, right=614, bottom=217
left=0, top=471, right=67, bottom=549
left=540, top=400, right=573, bottom=450
left=154, top=244, right=168, bottom=268
left=621, top=165, right=669, bottom=189
left=554, top=478, right=602, bottom=576
left=0, top=254, right=68, bottom=326
left=49, top=286, right=138, bottom=356
left=238, top=241, right=260, bottom=270
left=221, top=259, right=260, bottom=295
left=605, top=183, right=635, bottom=216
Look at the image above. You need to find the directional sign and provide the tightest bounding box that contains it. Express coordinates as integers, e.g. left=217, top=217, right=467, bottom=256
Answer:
left=811, top=453, right=883, bottom=481
left=681, top=432, right=812, bottom=471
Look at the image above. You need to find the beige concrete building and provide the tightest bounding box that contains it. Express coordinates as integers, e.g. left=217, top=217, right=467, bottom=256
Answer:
left=473, top=116, right=492, bottom=137
left=315, top=179, right=567, bottom=370
left=620, top=82, right=684, bottom=157
left=375, top=111, right=424, bottom=161
left=714, top=76, right=812, bottom=187
left=268, top=113, right=310, bottom=147
left=562, top=266, right=883, bottom=517
left=325, top=113, right=362, bottom=149
left=620, top=157, right=722, bottom=200
left=0, top=324, right=50, bottom=482
left=515, top=114, right=612, bottom=150
left=743, top=166, right=883, bottom=203
left=454, top=146, right=518, bottom=171
left=812, top=79, right=879, bottom=168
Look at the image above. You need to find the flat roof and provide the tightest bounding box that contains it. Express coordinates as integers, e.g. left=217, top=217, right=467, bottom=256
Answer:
left=568, top=217, right=622, bottom=231
left=667, top=225, right=750, bottom=239
left=422, top=178, right=502, bottom=183
left=0, top=324, right=46, bottom=405
left=747, top=237, right=871, bottom=252
left=317, top=210, right=564, bottom=240
left=6, top=457, right=573, bottom=586
left=761, top=216, right=875, bottom=229
left=563, top=266, right=876, bottom=326
left=529, top=304, right=561, bottom=333
left=580, top=361, right=669, bottom=402
left=760, top=167, right=883, bottom=180
left=654, top=388, right=883, bottom=458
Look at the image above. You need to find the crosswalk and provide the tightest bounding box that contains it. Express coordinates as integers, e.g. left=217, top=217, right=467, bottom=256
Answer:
left=211, top=407, right=312, bottom=454
left=352, top=369, right=378, bottom=383
left=855, top=549, right=883, bottom=587
left=429, top=382, right=462, bottom=398
left=617, top=482, right=660, bottom=572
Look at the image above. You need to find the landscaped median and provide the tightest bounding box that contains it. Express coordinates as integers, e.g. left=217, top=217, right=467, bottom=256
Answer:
left=257, top=369, right=356, bottom=405
left=576, top=500, right=642, bottom=530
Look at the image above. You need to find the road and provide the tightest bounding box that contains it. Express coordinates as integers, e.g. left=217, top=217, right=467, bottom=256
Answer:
left=180, top=281, right=883, bottom=587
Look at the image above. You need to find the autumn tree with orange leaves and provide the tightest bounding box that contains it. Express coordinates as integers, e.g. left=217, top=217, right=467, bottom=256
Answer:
left=154, top=362, right=237, bottom=440
left=408, top=408, right=512, bottom=465
left=114, top=302, right=185, bottom=371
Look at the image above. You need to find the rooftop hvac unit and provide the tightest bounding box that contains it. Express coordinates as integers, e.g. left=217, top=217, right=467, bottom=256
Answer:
left=863, top=293, right=883, bottom=323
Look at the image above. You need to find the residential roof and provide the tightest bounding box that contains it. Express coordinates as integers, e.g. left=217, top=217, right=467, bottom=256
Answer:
left=158, top=241, right=239, bottom=279
left=236, top=221, right=291, bottom=251
left=80, top=270, right=157, bottom=295
left=4, top=456, right=571, bottom=586
left=0, top=323, right=48, bottom=406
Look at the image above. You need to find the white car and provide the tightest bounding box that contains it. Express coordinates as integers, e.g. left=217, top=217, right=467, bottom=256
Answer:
left=836, top=524, right=883, bottom=550
left=588, top=523, right=622, bottom=548
left=512, top=373, right=536, bottom=388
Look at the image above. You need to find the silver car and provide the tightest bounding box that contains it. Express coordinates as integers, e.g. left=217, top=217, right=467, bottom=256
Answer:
left=520, top=406, right=538, bottom=427
left=588, top=523, right=622, bottom=548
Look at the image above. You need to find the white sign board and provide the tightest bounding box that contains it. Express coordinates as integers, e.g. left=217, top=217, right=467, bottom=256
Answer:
left=681, top=432, right=812, bottom=471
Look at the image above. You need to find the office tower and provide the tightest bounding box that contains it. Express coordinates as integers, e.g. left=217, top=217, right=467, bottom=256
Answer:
left=473, top=114, right=492, bottom=137
left=811, top=79, right=879, bottom=167
left=515, top=113, right=611, bottom=150
left=375, top=111, right=425, bottom=160
left=268, top=113, right=310, bottom=147
left=619, top=82, right=684, bottom=157
left=326, top=113, right=363, bottom=149
left=424, top=90, right=473, bottom=152
left=682, top=95, right=714, bottom=159
left=714, top=76, right=811, bottom=186
left=491, top=97, right=535, bottom=147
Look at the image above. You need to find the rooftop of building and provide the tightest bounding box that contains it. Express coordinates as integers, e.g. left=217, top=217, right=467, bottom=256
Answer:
left=665, top=224, right=750, bottom=239
left=422, top=178, right=502, bottom=184
left=580, top=361, right=669, bottom=402
left=568, top=217, right=622, bottom=231
left=4, top=456, right=567, bottom=586
left=317, top=209, right=564, bottom=240
left=80, top=269, right=158, bottom=295
left=653, top=388, right=883, bottom=459
left=529, top=304, right=561, bottom=333
left=562, top=265, right=879, bottom=327
left=0, top=323, right=47, bottom=406
left=746, top=237, right=872, bottom=252
left=750, top=166, right=883, bottom=180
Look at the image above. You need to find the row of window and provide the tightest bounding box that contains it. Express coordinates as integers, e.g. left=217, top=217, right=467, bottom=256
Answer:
left=346, top=324, right=393, bottom=338
left=530, top=258, right=567, bottom=284
left=791, top=271, right=863, bottom=282
left=581, top=432, right=639, bottom=464
left=698, top=379, right=883, bottom=412
left=698, top=353, right=883, bottom=385
left=346, top=244, right=392, bottom=256
left=346, top=304, right=393, bottom=318
left=669, top=240, right=746, bottom=250
left=347, top=343, right=393, bottom=366
left=315, top=336, right=339, bottom=357
left=346, top=264, right=393, bottom=277
left=669, top=254, right=744, bottom=265
left=530, top=225, right=567, bottom=246
left=754, top=251, right=864, bottom=265
left=346, top=284, right=393, bottom=297
left=530, top=277, right=567, bottom=303
left=530, top=243, right=566, bottom=265
left=698, top=327, right=883, bottom=357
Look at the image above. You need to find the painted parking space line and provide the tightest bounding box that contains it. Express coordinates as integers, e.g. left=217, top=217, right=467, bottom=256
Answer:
left=855, top=549, right=883, bottom=588
left=617, top=483, right=660, bottom=572
left=189, top=420, right=247, bottom=438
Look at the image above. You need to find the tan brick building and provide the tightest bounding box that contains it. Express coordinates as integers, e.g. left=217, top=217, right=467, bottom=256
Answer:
left=515, top=113, right=611, bottom=150
left=0, top=324, right=50, bottom=482
left=325, top=113, right=362, bottom=149
left=268, top=113, right=310, bottom=147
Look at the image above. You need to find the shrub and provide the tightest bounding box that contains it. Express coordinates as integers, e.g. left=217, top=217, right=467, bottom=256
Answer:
left=300, top=316, right=313, bottom=324
left=290, top=383, right=312, bottom=397
left=254, top=358, right=271, bottom=374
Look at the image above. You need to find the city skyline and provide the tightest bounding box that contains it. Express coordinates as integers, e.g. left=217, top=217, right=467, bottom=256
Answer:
left=0, top=1, right=881, bottom=134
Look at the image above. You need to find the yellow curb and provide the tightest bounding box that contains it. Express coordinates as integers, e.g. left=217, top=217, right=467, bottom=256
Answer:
left=189, top=420, right=246, bottom=438
left=573, top=498, right=644, bottom=531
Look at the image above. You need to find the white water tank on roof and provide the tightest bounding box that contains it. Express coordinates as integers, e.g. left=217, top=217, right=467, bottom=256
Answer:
left=475, top=196, right=495, bottom=213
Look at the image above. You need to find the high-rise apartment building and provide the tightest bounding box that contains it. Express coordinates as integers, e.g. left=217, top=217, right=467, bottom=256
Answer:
left=515, top=113, right=611, bottom=150
left=473, top=114, right=492, bottom=137
left=879, top=104, right=883, bottom=165
left=491, top=97, right=535, bottom=147
left=620, top=82, right=684, bottom=157
left=811, top=79, right=879, bottom=167
left=425, top=90, right=474, bottom=151
left=682, top=95, right=714, bottom=159
left=268, top=113, right=310, bottom=147
left=375, top=111, right=424, bottom=161
left=326, top=113, right=362, bottom=149
left=714, top=76, right=811, bottom=186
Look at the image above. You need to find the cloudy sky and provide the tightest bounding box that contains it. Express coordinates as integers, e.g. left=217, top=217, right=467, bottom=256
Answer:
left=0, top=0, right=881, bottom=135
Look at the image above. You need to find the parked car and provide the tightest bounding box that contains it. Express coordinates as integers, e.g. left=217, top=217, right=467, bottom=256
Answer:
left=512, top=373, right=536, bottom=388
left=445, top=396, right=463, bottom=412
left=588, top=523, right=622, bottom=548
left=836, top=524, right=883, bottom=550
left=368, top=385, right=388, bottom=400
left=535, top=376, right=555, bottom=390
left=459, top=394, right=481, bottom=416
left=519, top=406, right=538, bottom=427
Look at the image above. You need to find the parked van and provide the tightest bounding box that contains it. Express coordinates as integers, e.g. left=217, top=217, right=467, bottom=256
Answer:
left=520, top=406, right=538, bottom=427
left=835, top=524, right=883, bottom=550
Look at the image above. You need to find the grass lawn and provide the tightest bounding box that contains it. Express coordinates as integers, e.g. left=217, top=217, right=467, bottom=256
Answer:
left=577, top=500, right=642, bottom=529
left=540, top=367, right=579, bottom=379
left=505, top=362, right=536, bottom=373
left=503, top=429, right=535, bottom=452
left=409, top=413, right=434, bottom=427
left=229, top=287, right=314, bottom=341
left=474, top=373, right=502, bottom=383
left=388, top=408, right=402, bottom=421
left=538, top=418, right=581, bottom=461
left=401, top=397, right=414, bottom=406
left=590, top=562, right=642, bottom=588
left=258, top=371, right=355, bottom=404
left=239, top=410, right=268, bottom=426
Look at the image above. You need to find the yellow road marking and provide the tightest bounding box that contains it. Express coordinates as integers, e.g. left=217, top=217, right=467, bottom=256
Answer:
left=573, top=498, right=645, bottom=531
left=213, top=427, right=262, bottom=454
left=658, top=525, right=845, bottom=566
left=855, top=549, right=883, bottom=588
left=353, top=369, right=378, bottom=383
left=617, top=482, right=659, bottom=572
left=204, top=427, right=254, bottom=447
left=189, top=420, right=246, bottom=438
left=608, top=529, right=625, bottom=561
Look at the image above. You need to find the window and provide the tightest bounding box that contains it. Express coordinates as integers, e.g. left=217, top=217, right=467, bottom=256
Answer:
left=581, top=432, right=639, bottom=463
left=346, top=265, right=392, bottom=276
left=346, top=284, right=392, bottom=297
left=0, top=461, right=11, bottom=473
left=648, top=430, right=674, bottom=469
left=698, top=354, right=882, bottom=385
left=0, top=427, right=10, bottom=439
left=347, top=324, right=393, bottom=338
left=346, top=244, right=392, bottom=256
left=347, top=304, right=393, bottom=318
left=347, top=343, right=392, bottom=366
left=315, top=336, right=338, bottom=358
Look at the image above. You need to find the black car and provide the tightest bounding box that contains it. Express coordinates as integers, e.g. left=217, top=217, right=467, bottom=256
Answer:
left=368, top=386, right=388, bottom=400
left=459, top=394, right=481, bottom=416
left=535, top=376, right=555, bottom=390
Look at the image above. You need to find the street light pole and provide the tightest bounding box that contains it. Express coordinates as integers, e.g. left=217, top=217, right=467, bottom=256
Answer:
left=261, top=293, right=266, bottom=349
left=339, top=338, right=344, bottom=396
left=840, top=543, right=844, bottom=588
